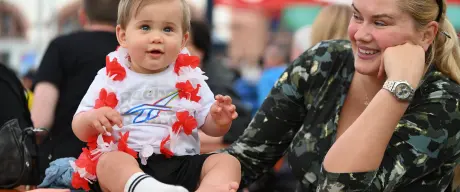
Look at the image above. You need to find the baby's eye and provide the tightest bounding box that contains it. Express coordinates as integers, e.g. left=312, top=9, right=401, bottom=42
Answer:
left=163, top=27, right=173, bottom=32
left=140, top=25, right=150, bottom=31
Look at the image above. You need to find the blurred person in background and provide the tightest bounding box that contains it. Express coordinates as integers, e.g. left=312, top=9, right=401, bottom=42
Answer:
left=290, top=4, right=353, bottom=61
left=21, top=70, right=36, bottom=109
left=309, top=4, right=353, bottom=47
left=187, top=19, right=252, bottom=153
left=241, top=42, right=294, bottom=192
left=21, top=69, right=36, bottom=91
left=256, top=44, right=288, bottom=109
left=233, top=65, right=260, bottom=116
left=187, top=20, right=235, bottom=85
left=290, top=26, right=312, bottom=62
left=31, top=0, right=120, bottom=181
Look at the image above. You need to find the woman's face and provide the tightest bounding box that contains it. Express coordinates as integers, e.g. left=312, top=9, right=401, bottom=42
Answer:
left=348, top=0, right=428, bottom=76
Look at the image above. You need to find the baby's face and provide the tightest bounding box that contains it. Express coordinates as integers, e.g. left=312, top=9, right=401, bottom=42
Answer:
left=117, top=0, right=188, bottom=74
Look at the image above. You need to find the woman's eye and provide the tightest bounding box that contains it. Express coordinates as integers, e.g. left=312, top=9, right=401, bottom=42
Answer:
left=352, top=13, right=362, bottom=20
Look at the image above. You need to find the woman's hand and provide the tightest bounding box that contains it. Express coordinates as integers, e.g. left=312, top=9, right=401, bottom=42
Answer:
left=378, top=43, right=426, bottom=87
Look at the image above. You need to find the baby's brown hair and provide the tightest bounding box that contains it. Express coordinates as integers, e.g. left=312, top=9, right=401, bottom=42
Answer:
left=117, top=0, right=191, bottom=33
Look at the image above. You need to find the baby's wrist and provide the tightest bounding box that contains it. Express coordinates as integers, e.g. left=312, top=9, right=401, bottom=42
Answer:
left=216, top=120, right=232, bottom=130
left=81, top=111, right=99, bottom=134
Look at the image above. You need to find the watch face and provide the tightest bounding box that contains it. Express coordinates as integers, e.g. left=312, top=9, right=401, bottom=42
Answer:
left=394, top=83, right=412, bottom=100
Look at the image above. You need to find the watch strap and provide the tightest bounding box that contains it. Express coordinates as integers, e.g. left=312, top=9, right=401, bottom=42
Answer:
left=382, top=80, right=415, bottom=101
left=383, top=80, right=395, bottom=92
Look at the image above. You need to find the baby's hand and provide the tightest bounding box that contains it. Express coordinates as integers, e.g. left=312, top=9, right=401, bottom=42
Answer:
left=210, top=95, right=238, bottom=127
left=86, top=107, right=123, bottom=136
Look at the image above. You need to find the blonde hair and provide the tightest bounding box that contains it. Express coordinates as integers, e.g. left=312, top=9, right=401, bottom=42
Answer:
left=309, top=4, right=353, bottom=47
left=117, top=0, right=191, bottom=33
left=399, top=1, right=460, bottom=189
left=398, top=0, right=460, bottom=84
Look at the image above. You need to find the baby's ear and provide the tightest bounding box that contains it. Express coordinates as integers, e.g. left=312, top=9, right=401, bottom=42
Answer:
left=116, top=25, right=128, bottom=47
left=182, top=32, right=190, bottom=48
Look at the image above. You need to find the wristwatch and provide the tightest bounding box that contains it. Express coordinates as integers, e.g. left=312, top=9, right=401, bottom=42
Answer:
left=382, top=80, right=415, bottom=101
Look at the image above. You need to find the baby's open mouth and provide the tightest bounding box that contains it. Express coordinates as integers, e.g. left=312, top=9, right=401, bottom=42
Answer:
left=148, top=49, right=164, bottom=54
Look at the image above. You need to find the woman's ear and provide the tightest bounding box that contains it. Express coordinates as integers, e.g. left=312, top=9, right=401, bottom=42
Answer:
left=116, top=25, right=128, bottom=48
left=420, top=21, right=439, bottom=51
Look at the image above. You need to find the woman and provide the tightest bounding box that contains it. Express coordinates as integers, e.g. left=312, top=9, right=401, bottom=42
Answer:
left=223, top=0, right=460, bottom=191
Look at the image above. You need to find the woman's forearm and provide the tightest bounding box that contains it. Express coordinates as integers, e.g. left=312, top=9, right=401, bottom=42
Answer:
left=323, top=89, right=409, bottom=173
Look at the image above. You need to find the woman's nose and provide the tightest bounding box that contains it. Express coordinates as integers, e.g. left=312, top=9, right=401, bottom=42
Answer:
left=354, top=24, right=373, bottom=42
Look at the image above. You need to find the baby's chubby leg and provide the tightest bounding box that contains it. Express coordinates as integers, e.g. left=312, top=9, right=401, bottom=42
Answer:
left=196, top=154, right=241, bottom=192
left=96, top=151, right=188, bottom=192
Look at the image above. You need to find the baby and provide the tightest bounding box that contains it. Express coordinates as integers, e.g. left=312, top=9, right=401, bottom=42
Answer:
left=70, top=0, right=241, bottom=191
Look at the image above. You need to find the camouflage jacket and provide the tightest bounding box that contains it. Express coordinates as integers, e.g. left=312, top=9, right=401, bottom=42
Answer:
left=223, top=40, right=460, bottom=191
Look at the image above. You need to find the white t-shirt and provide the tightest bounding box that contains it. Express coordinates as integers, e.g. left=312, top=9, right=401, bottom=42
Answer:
left=75, top=50, right=215, bottom=159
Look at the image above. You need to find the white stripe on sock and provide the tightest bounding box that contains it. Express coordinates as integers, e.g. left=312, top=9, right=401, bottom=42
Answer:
left=123, top=172, right=188, bottom=192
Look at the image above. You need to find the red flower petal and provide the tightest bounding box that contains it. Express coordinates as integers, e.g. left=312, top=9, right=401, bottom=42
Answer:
left=176, top=81, right=201, bottom=101
left=183, top=116, right=197, bottom=135
left=71, top=172, right=90, bottom=191
left=172, top=111, right=197, bottom=135
left=172, top=121, right=181, bottom=134
left=99, top=89, right=107, bottom=100
left=94, top=100, right=104, bottom=109
left=174, top=54, right=200, bottom=75
left=176, top=81, right=195, bottom=99
left=94, top=89, right=108, bottom=109
left=87, top=135, right=115, bottom=151
left=190, top=84, right=201, bottom=102
left=103, top=135, right=115, bottom=143
left=172, top=111, right=188, bottom=134
left=177, top=111, right=190, bottom=120
left=87, top=137, right=98, bottom=151
left=105, top=92, right=118, bottom=108
left=118, top=132, right=138, bottom=159
left=188, top=57, right=200, bottom=68
left=119, top=132, right=129, bottom=143
left=125, top=148, right=138, bottom=159
left=106, top=56, right=126, bottom=81
left=160, top=135, right=173, bottom=158
left=75, top=148, right=97, bottom=175
left=94, top=88, right=118, bottom=109
left=74, top=148, right=91, bottom=168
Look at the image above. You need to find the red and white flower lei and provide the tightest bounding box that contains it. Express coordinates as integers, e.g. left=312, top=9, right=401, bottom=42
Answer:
left=71, top=47, right=207, bottom=191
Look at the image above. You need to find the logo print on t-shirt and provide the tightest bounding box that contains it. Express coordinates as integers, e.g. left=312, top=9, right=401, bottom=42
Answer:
left=124, top=92, right=178, bottom=123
